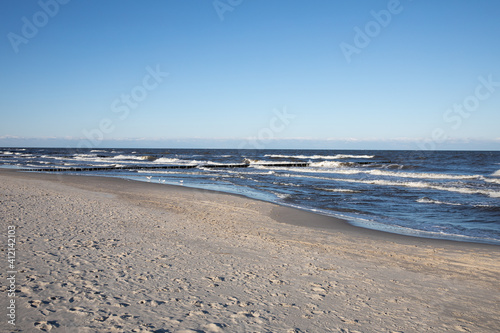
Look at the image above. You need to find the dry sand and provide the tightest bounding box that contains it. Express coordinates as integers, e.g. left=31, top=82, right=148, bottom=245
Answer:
left=0, top=169, right=499, bottom=332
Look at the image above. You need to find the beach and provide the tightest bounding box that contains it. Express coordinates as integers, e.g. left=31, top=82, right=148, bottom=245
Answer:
left=1, top=169, right=499, bottom=332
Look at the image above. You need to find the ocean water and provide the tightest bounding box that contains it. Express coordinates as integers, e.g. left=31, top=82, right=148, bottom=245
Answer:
left=2, top=148, right=500, bottom=245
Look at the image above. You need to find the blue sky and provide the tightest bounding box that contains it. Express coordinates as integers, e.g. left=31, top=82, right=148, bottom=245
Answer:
left=1, top=0, right=499, bottom=149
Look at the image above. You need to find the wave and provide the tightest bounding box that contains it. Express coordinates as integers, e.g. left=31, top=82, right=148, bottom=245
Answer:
left=274, top=173, right=500, bottom=198
left=140, top=155, right=157, bottom=161
left=251, top=160, right=309, bottom=167
left=308, top=161, right=345, bottom=168
left=272, top=182, right=302, bottom=187
left=137, top=170, right=204, bottom=175
left=315, top=187, right=361, bottom=193
left=339, top=178, right=500, bottom=198
left=333, top=154, right=375, bottom=159
left=73, top=153, right=98, bottom=159
left=264, top=154, right=374, bottom=160
left=364, top=169, right=483, bottom=181
left=417, top=198, right=463, bottom=206
left=274, top=192, right=292, bottom=199
left=72, top=154, right=183, bottom=164
left=112, top=154, right=151, bottom=161
left=288, top=164, right=486, bottom=181
left=154, top=157, right=183, bottom=164
left=484, top=177, right=500, bottom=184
left=492, top=169, right=500, bottom=177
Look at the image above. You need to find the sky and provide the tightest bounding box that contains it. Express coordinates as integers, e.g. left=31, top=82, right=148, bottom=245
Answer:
left=1, top=0, right=499, bottom=150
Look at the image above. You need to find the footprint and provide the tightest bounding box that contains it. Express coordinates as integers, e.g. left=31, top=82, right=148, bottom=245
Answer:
left=34, top=321, right=59, bottom=331
left=204, top=323, right=226, bottom=332
left=138, top=299, right=166, bottom=306
left=68, top=306, right=94, bottom=316
left=93, top=316, right=109, bottom=322
left=29, top=300, right=41, bottom=308
left=309, top=294, right=325, bottom=300
left=206, top=276, right=225, bottom=282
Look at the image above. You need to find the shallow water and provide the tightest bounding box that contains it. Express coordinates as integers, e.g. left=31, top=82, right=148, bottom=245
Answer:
left=2, top=148, right=499, bottom=244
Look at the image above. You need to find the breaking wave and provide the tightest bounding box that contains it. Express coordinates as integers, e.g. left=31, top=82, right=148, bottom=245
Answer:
left=274, top=173, right=500, bottom=198
left=264, top=154, right=374, bottom=160
left=285, top=163, right=487, bottom=181
left=417, top=198, right=463, bottom=206
left=315, top=187, right=361, bottom=193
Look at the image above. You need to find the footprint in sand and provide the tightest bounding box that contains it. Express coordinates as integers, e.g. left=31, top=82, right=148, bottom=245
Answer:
left=68, top=306, right=94, bottom=316
left=203, top=323, right=226, bottom=332
left=33, top=320, right=60, bottom=331
left=29, top=300, right=49, bottom=308
left=138, top=299, right=166, bottom=307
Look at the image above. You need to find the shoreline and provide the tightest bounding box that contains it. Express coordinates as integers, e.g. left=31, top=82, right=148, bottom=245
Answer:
left=7, top=168, right=499, bottom=248
left=1, top=169, right=499, bottom=332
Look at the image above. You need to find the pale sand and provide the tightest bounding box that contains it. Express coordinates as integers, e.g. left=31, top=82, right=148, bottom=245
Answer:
left=1, top=169, right=499, bottom=332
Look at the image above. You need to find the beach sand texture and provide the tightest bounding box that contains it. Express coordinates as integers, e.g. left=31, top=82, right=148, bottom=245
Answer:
left=1, top=169, right=499, bottom=332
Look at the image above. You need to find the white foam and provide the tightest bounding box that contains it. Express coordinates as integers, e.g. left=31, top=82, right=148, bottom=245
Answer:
left=332, top=177, right=500, bottom=198
left=264, top=154, right=374, bottom=160
left=154, top=157, right=183, bottom=164
left=112, top=154, right=146, bottom=161
left=137, top=170, right=203, bottom=175
left=251, top=161, right=301, bottom=167
left=73, top=153, right=98, bottom=160
left=333, top=154, right=375, bottom=159
left=484, top=177, right=500, bottom=184
left=416, top=198, right=462, bottom=206
left=291, top=164, right=485, bottom=181
left=316, top=188, right=361, bottom=193
left=272, top=182, right=302, bottom=187
left=367, top=169, right=482, bottom=181
left=491, top=169, right=500, bottom=177
left=309, top=161, right=344, bottom=168
left=274, top=173, right=500, bottom=198
left=275, top=193, right=292, bottom=199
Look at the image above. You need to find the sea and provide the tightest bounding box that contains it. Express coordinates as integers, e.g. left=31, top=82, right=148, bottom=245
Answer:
left=1, top=148, right=499, bottom=245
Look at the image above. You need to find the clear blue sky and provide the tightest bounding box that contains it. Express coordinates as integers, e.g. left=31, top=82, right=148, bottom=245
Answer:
left=1, top=0, right=499, bottom=149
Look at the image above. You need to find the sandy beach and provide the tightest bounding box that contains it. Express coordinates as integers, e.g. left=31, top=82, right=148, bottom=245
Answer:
left=1, top=169, right=499, bottom=332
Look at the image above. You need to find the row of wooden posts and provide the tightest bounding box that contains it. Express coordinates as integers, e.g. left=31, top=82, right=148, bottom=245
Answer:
left=23, top=162, right=311, bottom=172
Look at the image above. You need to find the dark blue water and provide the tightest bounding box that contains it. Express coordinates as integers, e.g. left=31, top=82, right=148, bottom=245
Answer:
left=2, top=148, right=499, bottom=245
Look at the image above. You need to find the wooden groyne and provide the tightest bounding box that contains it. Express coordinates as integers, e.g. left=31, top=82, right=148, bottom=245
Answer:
left=22, top=162, right=311, bottom=172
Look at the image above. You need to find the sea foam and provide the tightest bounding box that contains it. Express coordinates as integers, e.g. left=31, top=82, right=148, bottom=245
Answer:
left=264, top=154, right=374, bottom=160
